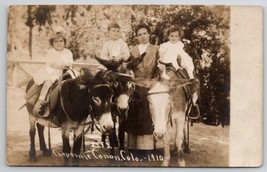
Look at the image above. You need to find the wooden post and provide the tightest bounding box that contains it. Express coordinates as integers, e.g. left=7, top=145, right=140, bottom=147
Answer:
left=27, top=5, right=33, bottom=59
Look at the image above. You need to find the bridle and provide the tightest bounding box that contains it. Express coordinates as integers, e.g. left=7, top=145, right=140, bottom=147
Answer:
left=105, top=71, right=134, bottom=119
left=60, top=82, right=113, bottom=134
left=146, top=89, right=172, bottom=96
left=146, top=89, right=174, bottom=127
left=89, top=83, right=113, bottom=133
left=104, top=70, right=134, bottom=79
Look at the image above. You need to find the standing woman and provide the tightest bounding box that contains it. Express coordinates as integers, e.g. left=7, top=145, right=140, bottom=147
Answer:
left=126, top=23, right=159, bottom=157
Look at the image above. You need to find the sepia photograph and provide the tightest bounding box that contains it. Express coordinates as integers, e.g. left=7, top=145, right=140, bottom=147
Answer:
left=5, top=4, right=261, bottom=167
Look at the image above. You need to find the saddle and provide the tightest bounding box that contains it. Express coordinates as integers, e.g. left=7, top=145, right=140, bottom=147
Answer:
left=25, top=82, right=42, bottom=107
left=176, top=68, right=199, bottom=99
left=46, top=81, right=61, bottom=115
left=29, top=81, right=60, bottom=118
left=165, top=66, right=200, bottom=119
left=164, top=65, right=198, bottom=97
left=26, top=68, right=81, bottom=118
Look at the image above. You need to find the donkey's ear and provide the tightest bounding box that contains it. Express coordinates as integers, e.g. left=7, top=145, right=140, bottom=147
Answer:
left=126, top=52, right=146, bottom=70
left=140, top=52, right=146, bottom=59
left=95, top=57, right=121, bottom=70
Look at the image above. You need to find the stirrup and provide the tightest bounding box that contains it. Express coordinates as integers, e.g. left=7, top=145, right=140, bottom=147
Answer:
left=189, top=104, right=200, bottom=120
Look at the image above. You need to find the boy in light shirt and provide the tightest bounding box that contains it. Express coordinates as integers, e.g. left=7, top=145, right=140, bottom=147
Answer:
left=100, top=22, right=130, bottom=62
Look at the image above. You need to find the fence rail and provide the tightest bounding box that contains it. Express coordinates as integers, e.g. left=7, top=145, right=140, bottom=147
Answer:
left=7, top=59, right=99, bottom=87
left=7, top=59, right=99, bottom=67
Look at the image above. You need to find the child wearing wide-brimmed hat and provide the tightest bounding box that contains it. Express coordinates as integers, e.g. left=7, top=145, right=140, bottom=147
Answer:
left=28, top=26, right=73, bottom=116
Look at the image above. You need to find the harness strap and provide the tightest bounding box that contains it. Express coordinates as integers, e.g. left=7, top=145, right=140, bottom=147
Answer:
left=147, top=90, right=171, bottom=96
left=59, top=81, right=74, bottom=124
left=67, top=69, right=79, bottom=79
left=92, top=84, right=110, bottom=90
left=114, top=72, right=134, bottom=78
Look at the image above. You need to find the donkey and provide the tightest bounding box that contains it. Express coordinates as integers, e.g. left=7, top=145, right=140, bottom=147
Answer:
left=95, top=53, right=146, bottom=155
left=25, top=70, right=114, bottom=166
left=135, top=67, right=199, bottom=166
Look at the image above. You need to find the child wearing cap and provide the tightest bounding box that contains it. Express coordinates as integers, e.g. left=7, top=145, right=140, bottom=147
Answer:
left=30, top=26, right=73, bottom=116
left=100, top=22, right=130, bottom=62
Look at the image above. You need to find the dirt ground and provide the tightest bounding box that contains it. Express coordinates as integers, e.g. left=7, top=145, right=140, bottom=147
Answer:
left=6, top=87, right=229, bottom=167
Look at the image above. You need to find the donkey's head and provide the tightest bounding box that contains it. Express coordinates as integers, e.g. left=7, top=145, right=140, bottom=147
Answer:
left=95, top=53, right=145, bottom=116
left=88, top=77, right=114, bottom=133
left=136, top=78, right=196, bottom=140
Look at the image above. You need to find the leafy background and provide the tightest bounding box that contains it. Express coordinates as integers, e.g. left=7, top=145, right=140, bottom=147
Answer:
left=8, top=5, right=230, bottom=126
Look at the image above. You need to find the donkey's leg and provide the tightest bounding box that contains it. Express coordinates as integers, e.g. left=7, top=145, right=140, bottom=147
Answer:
left=108, top=120, right=118, bottom=156
left=61, top=124, right=71, bottom=166
left=118, top=117, right=125, bottom=151
left=29, top=115, right=37, bottom=162
left=72, top=127, right=84, bottom=166
left=36, top=123, right=51, bottom=156
left=101, top=134, right=107, bottom=147
left=182, top=117, right=190, bottom=154
left=162, top=134, right=171, bottom=167
left=108, top=126, right=117, bottom=156
left=175, top=112, right=186, bottom=167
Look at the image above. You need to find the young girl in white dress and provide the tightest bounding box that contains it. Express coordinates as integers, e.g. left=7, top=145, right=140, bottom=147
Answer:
left=158, top=25, right=199, bottom=111
left=33, top=26, right=73, bottom=116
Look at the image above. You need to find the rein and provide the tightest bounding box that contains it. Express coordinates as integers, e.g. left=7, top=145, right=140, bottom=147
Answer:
left=60, top=82, right=113, bottom=134
left=104, top=70, right=134, bottom=80
left=91, top=84, right=111, bottom=90
left=59, top=81, right=94, bottom=128
left=60, top=94, right=94, bottom=127
left=146, top=90, right=172, bottom=96
left=114, top=72, right=134, bottom=78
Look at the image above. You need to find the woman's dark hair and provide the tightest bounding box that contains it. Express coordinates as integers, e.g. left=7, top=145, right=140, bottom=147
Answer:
left=134, top=23, right=151, bottom=35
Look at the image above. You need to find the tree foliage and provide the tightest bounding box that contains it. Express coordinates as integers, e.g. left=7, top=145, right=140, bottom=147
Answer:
left=9, top=5, right=230, bottom=125
left=129, top=5, right=230, bottom=125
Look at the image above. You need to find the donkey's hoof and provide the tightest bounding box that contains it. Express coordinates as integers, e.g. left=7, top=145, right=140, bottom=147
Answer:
left=63, top=159, right=70, bottom=166
left=43, top=150, right=52, bottom=157
left=183, top=146, right=190, bottom=154
left=109, top=159, right=117, bottom=166
left=161, top=160, right=169, bottom=167
left=72, top=159, right=80, bottom=167
left=72, top=163, right=80, bottom=167
left=29, top=157, right=37, bottom=163
left=178, top=160, right=186, bottom=167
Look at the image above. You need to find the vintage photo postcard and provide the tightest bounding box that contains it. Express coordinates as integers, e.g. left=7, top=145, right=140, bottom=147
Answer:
left=6, top=5, right=262, bottom=167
